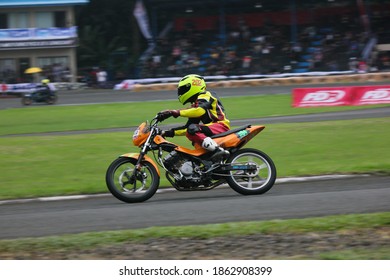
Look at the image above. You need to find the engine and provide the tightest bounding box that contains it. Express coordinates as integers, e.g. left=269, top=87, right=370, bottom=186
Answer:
left=163, top=151, right=204, bottom=187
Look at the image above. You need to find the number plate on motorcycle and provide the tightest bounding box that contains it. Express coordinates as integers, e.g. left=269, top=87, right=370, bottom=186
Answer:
left=133, top=128, right=140, bottom=139
left=235, top=130, right=249, bottom=139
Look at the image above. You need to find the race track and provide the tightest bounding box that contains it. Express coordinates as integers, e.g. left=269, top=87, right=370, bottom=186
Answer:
left=1, top=81, right=389, bottom=109
left=0, top=84, right=389, bottom=239
left=1, top=175, right=389, bottom=239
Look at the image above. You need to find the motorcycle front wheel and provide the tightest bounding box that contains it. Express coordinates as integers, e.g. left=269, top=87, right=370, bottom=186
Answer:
left=226, top=148, right=276, bottom=195
left=21, top=96, right=32, bottom=105
left=105, top=157, right=160, bottom=203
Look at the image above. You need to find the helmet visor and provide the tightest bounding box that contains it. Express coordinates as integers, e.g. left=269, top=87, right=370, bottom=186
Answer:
left=178, top=83, right=191, bottom=96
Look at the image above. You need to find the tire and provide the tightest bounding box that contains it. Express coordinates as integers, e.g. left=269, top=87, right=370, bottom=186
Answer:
left=226, top=148, right=276, bottom=195
left=21, top=96, right=32, bottom=105
left=105, top=157, right=160, bottom=203
left=46, top=95, right=57, bottom=105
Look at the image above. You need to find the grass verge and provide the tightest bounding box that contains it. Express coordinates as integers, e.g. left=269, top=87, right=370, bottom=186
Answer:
left=0, top=212, right=388, bottom=259
left=0, top=117, right=389, bottom=199
left=1, top=94, right=388, bottom=135
left=1, top=94, right=389, bottom=259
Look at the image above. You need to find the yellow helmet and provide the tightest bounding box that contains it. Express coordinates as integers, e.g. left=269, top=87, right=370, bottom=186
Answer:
left=177, top=74, right=206, bottom=105
left=41, top=79, right=50, bottom=85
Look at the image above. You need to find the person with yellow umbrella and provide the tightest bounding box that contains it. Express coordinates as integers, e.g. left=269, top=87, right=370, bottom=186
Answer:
left=24, top=67, right=42, bottom=83
left=24, top=67, right=42, bottom=74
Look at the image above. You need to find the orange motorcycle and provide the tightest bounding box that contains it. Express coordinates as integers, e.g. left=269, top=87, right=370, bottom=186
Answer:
left=106, top=116, right=276, bottom=203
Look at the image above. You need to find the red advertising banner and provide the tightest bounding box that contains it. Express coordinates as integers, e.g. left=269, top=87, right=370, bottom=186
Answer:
left=293, top=85, right=390, bottom=107
left=293, top=87, right=353, bottom=107
left=352, top=86, right=390, bottom=105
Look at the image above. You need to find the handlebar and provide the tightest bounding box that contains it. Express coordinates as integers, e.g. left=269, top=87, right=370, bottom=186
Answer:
left=151, top=115, right=160, bottom=126
left=149, top=116, right=163, bottom=136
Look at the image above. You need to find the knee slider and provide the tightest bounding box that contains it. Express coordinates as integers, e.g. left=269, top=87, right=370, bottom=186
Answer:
left=187, top=124, right=200, bottom=135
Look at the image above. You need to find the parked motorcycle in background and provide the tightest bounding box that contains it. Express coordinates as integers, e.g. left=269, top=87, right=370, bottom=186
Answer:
left=106, top=115, right=277, bottom=203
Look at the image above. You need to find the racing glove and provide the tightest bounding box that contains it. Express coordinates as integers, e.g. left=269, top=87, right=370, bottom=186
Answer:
left=162, top=129, right=175, bottom=138
left=157, top=110, right=180, bottom=121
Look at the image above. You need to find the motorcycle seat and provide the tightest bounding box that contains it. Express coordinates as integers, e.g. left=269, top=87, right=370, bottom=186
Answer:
left=211, top=124, right=251, bottom=139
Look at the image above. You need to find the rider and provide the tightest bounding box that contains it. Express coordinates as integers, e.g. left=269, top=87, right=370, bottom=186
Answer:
left=35, top=79, right=54, bottom=98
left=157, top=74, right=230, bottom=160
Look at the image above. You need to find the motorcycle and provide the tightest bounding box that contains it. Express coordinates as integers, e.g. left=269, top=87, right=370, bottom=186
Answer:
left=21, top=87, right=58, bottom=105
left=105, top=116, right=276, bottom=203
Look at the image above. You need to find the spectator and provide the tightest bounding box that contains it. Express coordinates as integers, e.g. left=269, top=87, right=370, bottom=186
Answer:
left=97, top=68, right=107, bottom=88
left=358, top=60, right=368, bottom=73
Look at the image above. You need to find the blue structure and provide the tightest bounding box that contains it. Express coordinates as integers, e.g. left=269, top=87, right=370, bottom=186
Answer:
left=0, top=0, right=88, bottom=7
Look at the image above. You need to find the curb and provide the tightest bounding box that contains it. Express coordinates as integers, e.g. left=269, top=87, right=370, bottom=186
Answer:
left=0, top=174, right=370, bottom=205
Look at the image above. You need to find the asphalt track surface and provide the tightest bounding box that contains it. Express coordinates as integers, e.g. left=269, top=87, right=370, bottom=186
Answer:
left=0, top=175, right=389, bottom=239
left=0, top=84, right=389, bottom=239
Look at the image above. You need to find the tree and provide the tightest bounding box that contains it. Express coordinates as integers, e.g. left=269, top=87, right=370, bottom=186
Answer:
left=76, top=0, right=146, bottom=78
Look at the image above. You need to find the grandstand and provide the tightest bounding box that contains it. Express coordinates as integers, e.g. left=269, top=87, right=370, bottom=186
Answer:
left=136, top=0, right=390, bottom=78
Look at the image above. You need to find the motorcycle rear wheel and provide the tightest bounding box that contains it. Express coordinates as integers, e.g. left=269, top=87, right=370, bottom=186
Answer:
left=106, top=157, right=160, bottom=203
left=226, top=148, right=276, bottom=195
left=46, top=95, right=57, bottom=105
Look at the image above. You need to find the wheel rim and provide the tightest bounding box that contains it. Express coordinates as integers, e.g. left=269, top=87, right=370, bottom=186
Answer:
left=229, top=152, right=272, bottom=190
left=23, top=98, right=32, bottom=105
left=47, top=96, right=56, bottom=104
left=112, top=161, right=155, bottom=198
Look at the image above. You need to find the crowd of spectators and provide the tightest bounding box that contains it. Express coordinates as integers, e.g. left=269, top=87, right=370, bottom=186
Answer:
left=139, top=10, right=390, bottom=79
left=41, top=63, right=72, bottom=83
left=0, top=68, right=17, bottom=84
left=2, top=6, right=389, bottom=84
left=141, top=22, right=291, bottom=78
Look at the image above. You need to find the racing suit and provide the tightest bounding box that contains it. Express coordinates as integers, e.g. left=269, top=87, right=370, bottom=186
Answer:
left=168, top=91, right=230, bottom=146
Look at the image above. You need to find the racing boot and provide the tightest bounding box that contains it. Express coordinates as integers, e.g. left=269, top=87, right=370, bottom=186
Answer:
left=202, top=137, right=229, bottom=161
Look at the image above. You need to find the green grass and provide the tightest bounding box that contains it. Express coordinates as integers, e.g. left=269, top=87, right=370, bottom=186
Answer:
left=1, top=94, right=387, bottom=135
left=1, top=94, right=389, bottom=259
left=0, top=104, right=389, bottom=199
left=0, top=212, right=388, bottom=259
left=0, top=118, right=390, bottom=199
left=0, top=118, right=389, bottom=199
left=319, top=248, right=390, bottom=260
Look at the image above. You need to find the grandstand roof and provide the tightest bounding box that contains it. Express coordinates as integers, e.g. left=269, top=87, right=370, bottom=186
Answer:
left=147, top=0, right=293, bottom=14
left=0, top=0, right=88, bottom=8
left=147, top=0, right=389, bottom=15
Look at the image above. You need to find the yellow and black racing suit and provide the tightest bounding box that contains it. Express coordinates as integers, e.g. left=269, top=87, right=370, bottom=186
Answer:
left=171, top=91, right=230, bottom=144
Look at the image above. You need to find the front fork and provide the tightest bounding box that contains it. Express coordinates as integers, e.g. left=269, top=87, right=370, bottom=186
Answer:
left=120, top=152, right=161, bottom=177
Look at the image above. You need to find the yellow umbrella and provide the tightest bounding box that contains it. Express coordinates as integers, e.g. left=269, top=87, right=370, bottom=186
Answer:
left=24, top=67, right=42, bottom=74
